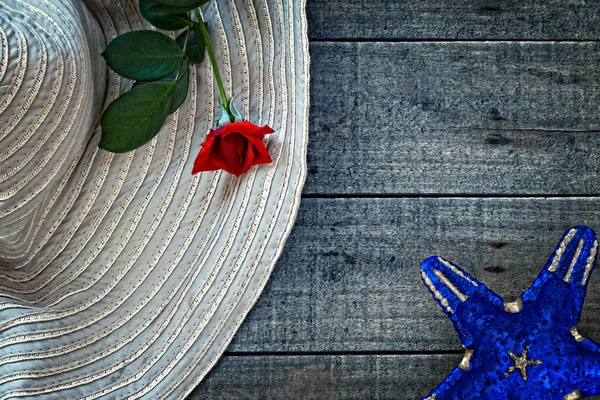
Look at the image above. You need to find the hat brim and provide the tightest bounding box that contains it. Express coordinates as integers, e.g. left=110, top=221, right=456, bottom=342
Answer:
left=0, top=0, right=308, bottom=398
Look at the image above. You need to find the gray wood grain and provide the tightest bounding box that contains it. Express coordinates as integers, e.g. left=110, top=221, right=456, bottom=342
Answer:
left=307, top=0, right=600, bottom=40
left=306, top=42, right=600, bottom=195
left=188, top=353, right=463, bottom=400
left=188, top=354, right=600, bottom=399
left=228, top=197, right=600, bottom=352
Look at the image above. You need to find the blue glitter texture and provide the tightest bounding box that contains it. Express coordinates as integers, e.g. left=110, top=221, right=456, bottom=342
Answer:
left=420, top=226, right=600, bottom=400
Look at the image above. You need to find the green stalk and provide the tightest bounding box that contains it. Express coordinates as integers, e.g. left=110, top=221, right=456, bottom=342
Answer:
left=193, top=8, right=232, bottom=120
left=176, top=23, right=192, bottom=81
left=182, top=23, right=191, bottom=53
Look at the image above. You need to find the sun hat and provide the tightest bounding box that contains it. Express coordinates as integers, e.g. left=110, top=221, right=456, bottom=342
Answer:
left=0, top=0, right=308, bottom=398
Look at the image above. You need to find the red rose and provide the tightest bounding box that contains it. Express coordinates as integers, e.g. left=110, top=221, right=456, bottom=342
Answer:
left=192, top=121, right=274, bottom=176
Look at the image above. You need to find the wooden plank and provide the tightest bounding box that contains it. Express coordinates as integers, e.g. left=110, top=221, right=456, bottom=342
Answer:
left=307, top=0, right=600, bottom=40
left=188, top=353, right=463, bottom=399
left=306, top=42, right=600, bottom=195
left=188, top=354, right=600, bottom=399
left=228, top=197, right=600, bottom=352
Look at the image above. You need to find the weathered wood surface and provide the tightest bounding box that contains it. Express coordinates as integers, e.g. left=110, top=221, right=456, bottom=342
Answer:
left=306, top=42, right=600, bottom=195
left=228, top=198, right=600, bottom=353
left=187, top=2, right=600, bottom=399
left=307, top=0, right=600, bottom=40
left=190, top=353, right=600, bottom=399
left=189, top=354, right=463, bottom=400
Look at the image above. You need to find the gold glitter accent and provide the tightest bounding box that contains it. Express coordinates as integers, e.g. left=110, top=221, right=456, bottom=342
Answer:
left=549, top=229, right=576, bottom=272
left=564, top=239, right=584, bottom=283
left=563, top=390, right=585, bottom=400
left=459, top=349, right=474, bottom=371
left=504, top=298, right=523, bottom=313
left=438, top=257, right=479, bottom=287
left=433, top=270, right=468, bottom=302
left=421, top=271, right=453, bottom=313
left=582, top=240, right=598, bottom=286
left=504, top=346, right=542, bottom=381
left=570, top=326, right=585, bottom=342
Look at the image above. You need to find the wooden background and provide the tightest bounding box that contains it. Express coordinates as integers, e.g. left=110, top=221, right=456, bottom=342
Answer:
left=189, top=1, right=600, bottom=398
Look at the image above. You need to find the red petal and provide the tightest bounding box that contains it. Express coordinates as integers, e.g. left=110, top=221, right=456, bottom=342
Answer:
left=250, top=124, right=275, bottom=138
left=218, top=121, right=259, bottom=138
left=247, top=136, right=272, bottom=165
left=218, top=132, right=248, bottom=174
left=208, top=136, right=238, bottom=175
left=253, top=146, right=273, bottom=165
left=192, top=135, right=216, bottom=174
left=240, top=138, right=257, bottom=173
left=192, top=122, right=274, bottom=176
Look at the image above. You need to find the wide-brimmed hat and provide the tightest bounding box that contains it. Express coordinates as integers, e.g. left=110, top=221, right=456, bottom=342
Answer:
left=0, top=0, right=308, bottom=398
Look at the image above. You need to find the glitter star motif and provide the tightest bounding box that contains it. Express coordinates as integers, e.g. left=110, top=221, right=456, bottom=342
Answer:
left=420, top=226, right=600, bottom=400
left=505, top=346, right=542, bottom=381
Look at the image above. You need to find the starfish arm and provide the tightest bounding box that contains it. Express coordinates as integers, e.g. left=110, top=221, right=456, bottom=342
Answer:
left=421, top=256, right=504, bottom=347
left=520, top=365, right=527, bottom=381
left=564, top=339, right=600, bottom=397
left=522, top=226, right=598, bottom=325
left=420, top=226, right=600, bottom=400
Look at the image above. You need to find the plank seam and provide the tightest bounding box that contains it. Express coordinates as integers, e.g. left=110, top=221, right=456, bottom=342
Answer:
left=301, top=194, right=600, bottom=199
left=223, top=350, right=465, bottom=357
left=308, top=38, right=600, bottom=43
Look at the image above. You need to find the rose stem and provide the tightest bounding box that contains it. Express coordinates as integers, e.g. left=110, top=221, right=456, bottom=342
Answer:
left=193, top=8, right=234, bottom=121
left=175, top=23, right=192, bottom=81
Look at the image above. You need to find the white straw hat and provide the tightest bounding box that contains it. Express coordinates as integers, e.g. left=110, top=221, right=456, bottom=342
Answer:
left=0, top=0, right=308, bottom=398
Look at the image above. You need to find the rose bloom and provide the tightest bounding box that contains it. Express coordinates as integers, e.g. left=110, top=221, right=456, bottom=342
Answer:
left=192, top=121, right=274, bottom=176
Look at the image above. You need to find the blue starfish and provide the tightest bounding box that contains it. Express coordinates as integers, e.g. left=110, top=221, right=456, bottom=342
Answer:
left=420, top=226, right=600, bottom=400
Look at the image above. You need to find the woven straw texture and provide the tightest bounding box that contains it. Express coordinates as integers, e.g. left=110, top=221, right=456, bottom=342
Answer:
left=0, top=0, right=308, bottom=398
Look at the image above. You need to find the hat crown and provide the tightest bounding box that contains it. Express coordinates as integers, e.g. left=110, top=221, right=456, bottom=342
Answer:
left=0, top=0, right=307, bottom=396
left=0, top=0, right=106, bottom=266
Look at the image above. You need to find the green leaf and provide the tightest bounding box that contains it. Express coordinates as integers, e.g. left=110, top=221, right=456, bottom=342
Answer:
left=169, top=66, right=190, bottom=113
left=139, top=0, right=190, bottom=31
left=102, top=30, right=184, bottom=81
left=176, top=25, right=206, bottom=64
left=100, top=81, right=176, bottom=153
left=132, top=62, right=189, bottom=114
left=149, top=0, right=209, bottom=14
